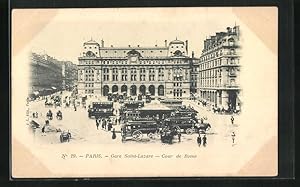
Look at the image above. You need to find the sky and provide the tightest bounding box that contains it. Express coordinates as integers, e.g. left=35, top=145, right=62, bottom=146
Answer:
left=30, top=7, right=238, bottom=64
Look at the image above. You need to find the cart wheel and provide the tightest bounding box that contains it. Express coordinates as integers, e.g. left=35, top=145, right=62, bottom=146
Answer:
left=147, top=132, right=155, bottom=139
left=132, top=130, right=143, bottom=141
left=186, top=128, right=193, bottom=135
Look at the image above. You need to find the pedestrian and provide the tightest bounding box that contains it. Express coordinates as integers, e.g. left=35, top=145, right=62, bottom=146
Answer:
left=96, top=118, right=99, bottom=130
left=103, top=119, right=107, bottom=130
left=112, top=128, right=116, bottom=139
left=108, top=122, right=112, bottom=131
left=178, top=133, right=181, bottom=142
left=35, top=112, right=38, bottom=118
left=202, top=134, right=207, bottom=147
left=101, top=119, right=104, bottom=129
left=118, top=116, right=121, bottom=124
left=231, top=132, right=236, bottom=144
left=231, top=116, right=234, bottom=124
left=41, top=125, right=45, bottom=134
left=200, top=118, right=204, bottom=124
left=197, top=134, right=202, bottom=147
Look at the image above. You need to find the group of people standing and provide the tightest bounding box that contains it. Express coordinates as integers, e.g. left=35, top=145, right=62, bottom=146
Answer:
left=95, top=117, right=115, bottom=131
left=197, top=134, right=207, bottom=147
left=95, top=117, right=117, bottom=140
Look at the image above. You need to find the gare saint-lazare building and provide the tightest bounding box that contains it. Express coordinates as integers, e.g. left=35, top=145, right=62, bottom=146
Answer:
left=77, top=38, right=199, bottom=99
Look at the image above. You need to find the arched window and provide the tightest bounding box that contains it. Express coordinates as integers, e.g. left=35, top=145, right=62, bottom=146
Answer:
left=149, top=85, right=155, bottom=96
left=103, top=85, right=109, bottom=96
left=158, top=85, right=164, bottom=96
left=112, top=85, right=118, bottom=93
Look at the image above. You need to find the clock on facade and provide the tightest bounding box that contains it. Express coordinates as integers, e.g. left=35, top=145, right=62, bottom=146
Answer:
left=86, top=51, right=95, bottom=57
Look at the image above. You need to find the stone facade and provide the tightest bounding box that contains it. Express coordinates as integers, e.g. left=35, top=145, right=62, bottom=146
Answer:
left=77, top=39, right=195, bottom=99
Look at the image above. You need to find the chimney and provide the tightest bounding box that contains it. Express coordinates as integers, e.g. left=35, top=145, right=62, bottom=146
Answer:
left=164, top=40, right=167, bottom=47
left=128, top=45, right=131, bottom=47
left=155, top=44, right=157, bottom=47
left=137, top=45, right=140, bottom=47
left=192, top=51, right=194, bottom=58
left=185, top=40, right=188, bottom=55
left=111, top=45, right=113, bottom=47
left=101, top=39, right=104, bottom=47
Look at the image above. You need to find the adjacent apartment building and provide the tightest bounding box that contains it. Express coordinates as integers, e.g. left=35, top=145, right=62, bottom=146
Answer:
left=198, top=25, right=241, bottom=110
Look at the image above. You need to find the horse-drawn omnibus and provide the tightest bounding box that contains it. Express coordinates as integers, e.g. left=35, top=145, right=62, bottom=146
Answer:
left=119, top=101, right=144, bottom=116
left=160, top=99, right=183, bottom=108
left=88, top=101, right=114, bottom=118
left=121, top=119, right=158, bottom=141
left=173, top=105, right=198, bottom=121
left=162, top=115, right=211, bottom=135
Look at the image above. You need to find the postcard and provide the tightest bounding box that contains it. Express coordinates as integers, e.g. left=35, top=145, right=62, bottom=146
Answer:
left=11, top=7, right=278, bottom=178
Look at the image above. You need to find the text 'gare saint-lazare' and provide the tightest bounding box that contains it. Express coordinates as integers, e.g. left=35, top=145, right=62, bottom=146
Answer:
left=84, top=154, right=197, bottom=159
left=77, top=25, right=241, bottom=110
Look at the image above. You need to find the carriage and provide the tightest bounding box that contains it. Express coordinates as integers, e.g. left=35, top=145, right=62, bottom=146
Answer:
left=121, top=119, right=158, bottom=142
left=173, top=105, right=198, bottom=120
left=160, top=99, right=183, bottom=108
left=162, top=116, right=209, bottom=135
left=88, top=102, right=114, bottom=118
left=60, top=130, right=71, bottom=143
left=119, top=101, right=144, bottom=117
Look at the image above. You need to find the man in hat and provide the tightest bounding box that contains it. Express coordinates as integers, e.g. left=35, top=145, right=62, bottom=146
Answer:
left=197, top=134, right=202, bottom=147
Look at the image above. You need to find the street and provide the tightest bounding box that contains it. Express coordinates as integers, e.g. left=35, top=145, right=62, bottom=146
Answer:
left=27, top=92, right=240, bottom=149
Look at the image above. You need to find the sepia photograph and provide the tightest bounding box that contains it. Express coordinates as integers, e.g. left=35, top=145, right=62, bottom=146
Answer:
left=11, top=7, right=278, bottom=178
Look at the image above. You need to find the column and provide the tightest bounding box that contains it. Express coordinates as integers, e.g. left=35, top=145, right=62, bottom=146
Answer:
left=221, top=91, right=229, bottom=108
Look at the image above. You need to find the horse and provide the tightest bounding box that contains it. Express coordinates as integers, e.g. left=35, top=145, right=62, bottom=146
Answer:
left=197, top=123, right=211, bottom=133
left=212, top=107, right=220, bottom=113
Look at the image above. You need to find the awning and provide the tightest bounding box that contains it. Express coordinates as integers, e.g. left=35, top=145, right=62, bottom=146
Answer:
left=33, top=91, right=39, bottom=95
left=51, top=87, right=57, bottom=90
